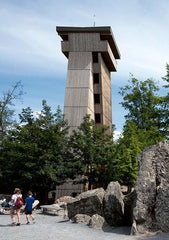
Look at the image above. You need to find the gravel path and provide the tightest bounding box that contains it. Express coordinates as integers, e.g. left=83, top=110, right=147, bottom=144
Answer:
left=0, top=211, right=169, bottom=240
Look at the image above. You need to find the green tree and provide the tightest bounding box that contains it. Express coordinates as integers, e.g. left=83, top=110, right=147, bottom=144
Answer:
left=19, top=107, right=34, bottom=125
left=69, top=115, right=114, bottom=189
left=108, top=118, right=164, bottom=192
left=0, top=101, right=71, bottom=202
left=112, top=76, right=167, bottom=190
left=162, top=63, right=169, bottom=88
left=108, top=120, right=140, bottom=192
left=109, top=74, right=168, bottom=191
left=119, top=76, right=165, bottom=136
left=0, top=81, right=23, bottom=142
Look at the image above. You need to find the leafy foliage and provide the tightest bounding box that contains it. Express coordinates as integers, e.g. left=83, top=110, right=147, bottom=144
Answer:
left=69, top=115, right=114, bottom=189
left=0, top=81, right=23, bottom=142
left=107, top=121, right=140, bottom=191
left=1, top=66, right=169, bottom=196
left=119, top=76, right=167, bottom=139
left=162, top=63, right=169, bottom=88
left=120, top=77, right=161, bottom=130
left=0, top=101, right=71, bottom=197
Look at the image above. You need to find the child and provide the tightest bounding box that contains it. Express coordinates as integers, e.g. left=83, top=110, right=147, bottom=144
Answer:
left=0, top=196, right=6, bottom=214
left=25, top=191, right=35, bottom=224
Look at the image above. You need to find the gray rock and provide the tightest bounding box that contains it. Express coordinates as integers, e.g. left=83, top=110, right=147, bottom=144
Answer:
left=131, top=141, right=169, bottom=234
left=130, top=220, right=137, bottom=235
left=89, top=214, right=106, bottom=229
left=103, top=181, right=124, bottom=226
left=71, top=214, right=91, bottom=224
left=67, top=188, right=105, bottom=219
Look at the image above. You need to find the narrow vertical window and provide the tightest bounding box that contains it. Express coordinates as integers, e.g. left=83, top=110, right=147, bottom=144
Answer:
left=92, top=52, right=98, bottom=63
left=93, top=73, right=99, bottom=83
left=95, top=113, right=101, bottom=123
left=94, top=94, right=100, bottom=104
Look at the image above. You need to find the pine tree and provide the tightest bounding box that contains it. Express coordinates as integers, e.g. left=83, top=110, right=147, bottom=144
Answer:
left=69, top=115, right=114, bottom=189
left=0, top=81, right=23, bottom=142
left=108, top=120, right=140, bottom=191
left=0, top=101, right=71, bottom=200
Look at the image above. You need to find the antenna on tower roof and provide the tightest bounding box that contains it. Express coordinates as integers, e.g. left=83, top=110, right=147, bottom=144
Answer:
left=93, top=14, right=96, bottom=27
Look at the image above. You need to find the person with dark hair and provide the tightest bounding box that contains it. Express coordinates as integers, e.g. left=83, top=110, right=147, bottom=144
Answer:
left=0, top=196, right=7, bottom=214
left=25, top=191, right=35, bottom=224
left=9, top=188, right=22, bottom=226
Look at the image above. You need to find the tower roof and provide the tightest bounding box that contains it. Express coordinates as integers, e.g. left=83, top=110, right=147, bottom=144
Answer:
left=56, top=26, right=120, bottom=60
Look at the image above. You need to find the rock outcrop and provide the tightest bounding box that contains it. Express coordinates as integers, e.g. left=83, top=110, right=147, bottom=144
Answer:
left=71, top=214, right=91, bottom=224
left=89, top=214, right=106, bottom=229
left=131, top=141, right=169, bottom=234
left=67, top=182, right=130, bottom=228
left=66, top=141, right=169, bottom=234
left=55, top=196, right=75, bottom=203
left=67, top=188, right=105, bottom=219
left=103, top=181, right=124, bottom=226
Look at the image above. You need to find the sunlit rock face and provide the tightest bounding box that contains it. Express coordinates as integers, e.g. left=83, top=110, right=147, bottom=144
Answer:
left=103, top=181, right=124, bottom=226
left=131, top=141, right=169, bottom=235
left=67, top=188, right=105, bottom=219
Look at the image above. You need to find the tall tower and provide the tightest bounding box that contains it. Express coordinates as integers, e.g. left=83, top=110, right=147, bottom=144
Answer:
left=56, top=26, right=120, bottom=134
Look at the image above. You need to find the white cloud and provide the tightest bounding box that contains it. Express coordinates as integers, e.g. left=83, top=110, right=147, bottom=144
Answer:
left=0, top=5, right=66, bottom=76
left=1, top=0, right=169, bottom=130
left=33, top=111, right=43, bottom=118
left=114, top=130, right=123, bottom=142
left=1, top=0, right=169, bottom=80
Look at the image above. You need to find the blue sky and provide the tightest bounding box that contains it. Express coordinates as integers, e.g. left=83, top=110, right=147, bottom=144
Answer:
left=1, top=0, right=169, bottom=135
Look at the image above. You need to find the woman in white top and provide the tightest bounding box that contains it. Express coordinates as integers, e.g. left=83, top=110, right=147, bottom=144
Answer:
left=10, top=188, right=22, bottom=226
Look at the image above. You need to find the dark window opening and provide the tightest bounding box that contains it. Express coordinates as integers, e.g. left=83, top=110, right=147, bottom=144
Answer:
left=94, top=94, right=100, bottom=104
left=93, top=73, right=99, bottom=83
left=95, top=113, right=101, bottom=123
left=92, top=52, right=98, bottom=63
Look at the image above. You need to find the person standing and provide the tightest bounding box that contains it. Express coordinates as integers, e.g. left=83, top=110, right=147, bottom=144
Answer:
left=25, top=191, right=35, bottom=224
left=9, top=188, right=23, bottom=226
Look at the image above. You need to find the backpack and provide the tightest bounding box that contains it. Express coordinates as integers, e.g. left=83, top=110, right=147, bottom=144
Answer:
left=15, top=196, right=24, bottom=208
left=2, top=201, right=8, bottom=207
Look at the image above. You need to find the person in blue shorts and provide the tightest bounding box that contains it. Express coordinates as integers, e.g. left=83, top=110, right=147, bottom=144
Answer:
left=25, top=191, right=35, bottom=224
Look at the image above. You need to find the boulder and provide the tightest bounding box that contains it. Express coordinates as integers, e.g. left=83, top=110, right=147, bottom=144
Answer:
left=89, top=214, right=106, bottom=229
left=55, top=196, right=75, bottom=204
left=131, top=141, right=169, bottom=235
left=103, top=181, right=124, bottom=226
left=71, top=214, right=91, bottom=224
left=67, top=188, right=105, bottom=219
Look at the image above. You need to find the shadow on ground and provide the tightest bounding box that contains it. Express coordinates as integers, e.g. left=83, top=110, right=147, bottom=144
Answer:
left=102, top=225, right=131, bottom=235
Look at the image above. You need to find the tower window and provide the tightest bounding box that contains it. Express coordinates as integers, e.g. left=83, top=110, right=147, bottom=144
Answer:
left=92, top=52, right=98, bottom=63
left=93, top=73, right=99, bottom=83
left=95, top=113, right=101, bottom=123
left=94, top=94, right=100, bottom=104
